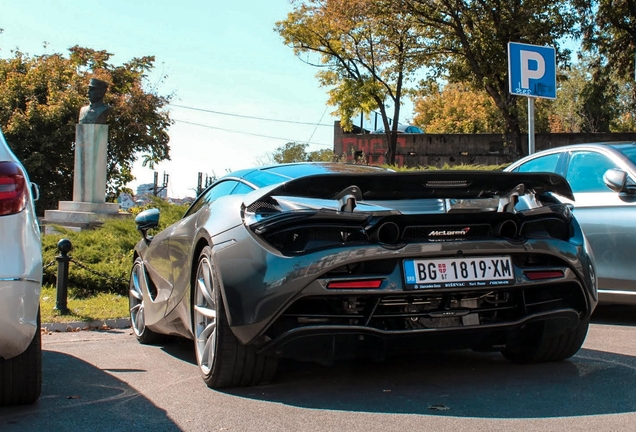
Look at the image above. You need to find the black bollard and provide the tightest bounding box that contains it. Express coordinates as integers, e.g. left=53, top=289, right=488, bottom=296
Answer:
left=54, top=238, right=73, bottom=315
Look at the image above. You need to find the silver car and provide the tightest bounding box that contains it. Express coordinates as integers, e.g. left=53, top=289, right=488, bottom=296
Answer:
left=0, top=128, right=43, bottom=405
left=506, top=142, right=636, bottom=305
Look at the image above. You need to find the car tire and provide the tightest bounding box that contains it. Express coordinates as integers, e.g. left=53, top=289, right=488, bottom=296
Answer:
left=193, top=246, right=278, bottom=389
left=129, top=258, right=164, bottom=345
left=0, top=309, right=42, bottom=406
left=501, top=317, right=589, bottom=364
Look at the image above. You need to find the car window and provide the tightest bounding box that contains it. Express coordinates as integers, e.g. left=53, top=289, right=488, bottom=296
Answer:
left=231, top=182, right=254, bottom=195
left=243, top=170, right=290, bottom=188
left=514, top=153, right=560, bottom=173
left=565, top=151, right=618, bottom=193
left=184, top=180, right=239, bottom=217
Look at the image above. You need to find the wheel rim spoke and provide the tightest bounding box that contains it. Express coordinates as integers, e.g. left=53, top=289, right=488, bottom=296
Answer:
left=130, top=288, right=143, bottom=301
left=194, top=304, right=217, bottom=320
left=131, top=303, right=145, bottom=336
left=137, top=306, right=146, bottom=333
left=197, top=261, right=215, bottom=307
left=199, top=321, right=216, bottom=341
left=130, top=303, right=141, bottom=315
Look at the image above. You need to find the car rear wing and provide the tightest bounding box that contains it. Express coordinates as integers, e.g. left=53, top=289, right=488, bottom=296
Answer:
left=244, top=171, right=573, bottom=207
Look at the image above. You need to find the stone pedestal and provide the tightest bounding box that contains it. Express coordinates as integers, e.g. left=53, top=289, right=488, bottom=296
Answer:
left=73, top=124, right=109, bottom=203
left=42, top=124, right=128, bottom=233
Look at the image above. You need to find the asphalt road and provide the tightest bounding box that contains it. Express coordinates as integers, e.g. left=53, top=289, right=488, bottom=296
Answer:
left=1, top=305, right=636, bottom=432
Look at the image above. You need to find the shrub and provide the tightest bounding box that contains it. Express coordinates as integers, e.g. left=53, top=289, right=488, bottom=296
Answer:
left=42, top=198, right=189, bottom=296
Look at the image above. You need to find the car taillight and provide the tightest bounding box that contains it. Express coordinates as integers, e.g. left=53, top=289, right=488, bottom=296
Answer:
left=0, top=161, right=28, bottom=216
left=523, top=270, right=564, bottom=280
left=327, top=279, right=383, bottom=289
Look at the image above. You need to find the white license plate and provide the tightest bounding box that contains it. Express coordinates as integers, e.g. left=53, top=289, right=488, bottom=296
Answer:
left=403, top=256, right=514, bottom=289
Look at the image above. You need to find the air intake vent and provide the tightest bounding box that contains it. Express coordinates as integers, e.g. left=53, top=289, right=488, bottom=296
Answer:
left=246, top=200, right=282, bottom=213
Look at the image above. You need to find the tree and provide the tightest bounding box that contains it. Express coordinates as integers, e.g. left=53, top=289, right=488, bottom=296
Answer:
left=576, top=0, right=636, bottom=83
left=545, top=54, right=621, bottom=133
left=575, top=0, right=636, bottom=129
left=276, top=0, right=427, bottom=164
left=412, top=82, right=505, bottom=133
left=611, top=76, right=636, bottom=132
left=267, top=141, right=334, bottom=164
left=0, top=46, right=172, bottom=214
left=403, top=0, right=577, bottom=156
left=413, top=80, right=560, bottom=135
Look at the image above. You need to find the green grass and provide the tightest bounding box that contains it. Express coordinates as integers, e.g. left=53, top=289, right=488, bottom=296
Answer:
left=39, top=198, right=188, bottom=324
left=40, top=285, right=129, bottom=323
left=42, top=198, right=190, bottom=297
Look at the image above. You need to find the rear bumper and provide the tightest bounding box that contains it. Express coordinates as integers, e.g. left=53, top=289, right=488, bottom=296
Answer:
left=212, top=214, right=596, bottom=348
left=0, top=279, right=41, bottom=359
left=258, top=308, right=581, bottom=361
left=0, top=209, right=42, bottom=360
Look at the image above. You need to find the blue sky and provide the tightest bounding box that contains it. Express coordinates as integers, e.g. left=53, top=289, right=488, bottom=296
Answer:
left=0, top=0, right=416, bottom=198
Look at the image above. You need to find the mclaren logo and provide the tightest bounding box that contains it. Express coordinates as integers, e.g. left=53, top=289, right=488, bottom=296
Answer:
left=428, top=227, right=471, bottom=237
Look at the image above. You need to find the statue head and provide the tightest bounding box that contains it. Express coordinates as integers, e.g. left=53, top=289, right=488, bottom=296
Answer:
left=78, top=78, right=112, bottom=124
left=87, top=78, right=108, bottom=104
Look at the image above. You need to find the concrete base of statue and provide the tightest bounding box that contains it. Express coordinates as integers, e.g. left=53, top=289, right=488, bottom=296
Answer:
left=73, top=124, right=108, bottom=203
left=42, top=202, right=126, bottom=234
left=41, top=124, right=130, bottom=233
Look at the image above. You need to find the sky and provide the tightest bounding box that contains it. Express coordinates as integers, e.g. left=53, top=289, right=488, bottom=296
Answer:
left=0, top=0, right=416, bottom=198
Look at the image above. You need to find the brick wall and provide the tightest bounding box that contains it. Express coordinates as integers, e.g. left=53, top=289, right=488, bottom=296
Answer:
left=333, top=121, right=636, bottom=166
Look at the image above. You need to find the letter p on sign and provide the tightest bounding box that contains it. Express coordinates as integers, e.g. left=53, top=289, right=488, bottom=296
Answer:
left=520, top=50, right=545, bottom=88
left=508, top=42, right=556, bottom=99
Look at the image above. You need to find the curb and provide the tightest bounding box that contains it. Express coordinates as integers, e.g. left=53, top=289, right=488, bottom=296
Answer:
left=42, top=318, right=131, bottom=333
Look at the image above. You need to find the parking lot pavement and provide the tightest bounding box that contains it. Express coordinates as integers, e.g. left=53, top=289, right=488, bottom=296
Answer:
left=0, top=304, right=633, bottom=432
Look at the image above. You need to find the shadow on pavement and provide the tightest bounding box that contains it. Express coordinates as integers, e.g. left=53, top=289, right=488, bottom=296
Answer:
left=147, top=306, right=636, bottom=419
left=160, top=337, right=197, bottom=365
left=228, top=347, right=636, bottom=419
left=592, top=304, right=636, bottom=326
left=0, top=350, right=180, bottom=432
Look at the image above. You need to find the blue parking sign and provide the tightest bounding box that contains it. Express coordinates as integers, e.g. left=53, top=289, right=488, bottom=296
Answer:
left=508, top=42, right=556, bottom=99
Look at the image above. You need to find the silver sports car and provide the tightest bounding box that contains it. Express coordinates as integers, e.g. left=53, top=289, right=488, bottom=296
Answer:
left=130, top=163, right=597, bottom=389
left=505, top=142, right=636, bottom=305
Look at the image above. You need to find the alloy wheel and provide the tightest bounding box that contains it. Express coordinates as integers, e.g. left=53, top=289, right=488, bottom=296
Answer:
left=129, top=261, right=147, bottom=337
left=194, top=254, right=218, bottom=375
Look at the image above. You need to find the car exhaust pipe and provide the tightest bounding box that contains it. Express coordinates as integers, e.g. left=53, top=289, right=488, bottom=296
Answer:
left=496, top=220, right=518, bottom=239
left=374, top=222, right=401, bottom=244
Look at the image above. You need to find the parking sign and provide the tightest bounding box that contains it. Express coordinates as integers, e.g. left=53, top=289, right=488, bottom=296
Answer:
left=508, top=42, right=556, bottom=99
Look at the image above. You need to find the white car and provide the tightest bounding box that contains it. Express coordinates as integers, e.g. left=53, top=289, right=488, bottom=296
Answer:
left=0, top=128, right=43, bottom=405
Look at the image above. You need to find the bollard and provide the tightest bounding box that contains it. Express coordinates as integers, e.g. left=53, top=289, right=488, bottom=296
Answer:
left=54, top=238, right=73, bottom=315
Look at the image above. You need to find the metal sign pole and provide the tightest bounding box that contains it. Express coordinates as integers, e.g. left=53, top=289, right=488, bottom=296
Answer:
left=528, top=97, right=535, bottom=155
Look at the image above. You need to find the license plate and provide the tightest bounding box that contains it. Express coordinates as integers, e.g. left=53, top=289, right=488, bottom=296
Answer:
left=403, top=256, right=514, bottom=289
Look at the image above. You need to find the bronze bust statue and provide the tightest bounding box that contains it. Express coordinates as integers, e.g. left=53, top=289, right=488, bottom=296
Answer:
left=78, top=78, right=112, bottom=124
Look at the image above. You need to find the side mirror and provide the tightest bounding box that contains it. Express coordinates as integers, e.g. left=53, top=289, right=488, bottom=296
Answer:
left=135, top=208, right=160, bottom=242
left=603, top=168, right=628, bottom=192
